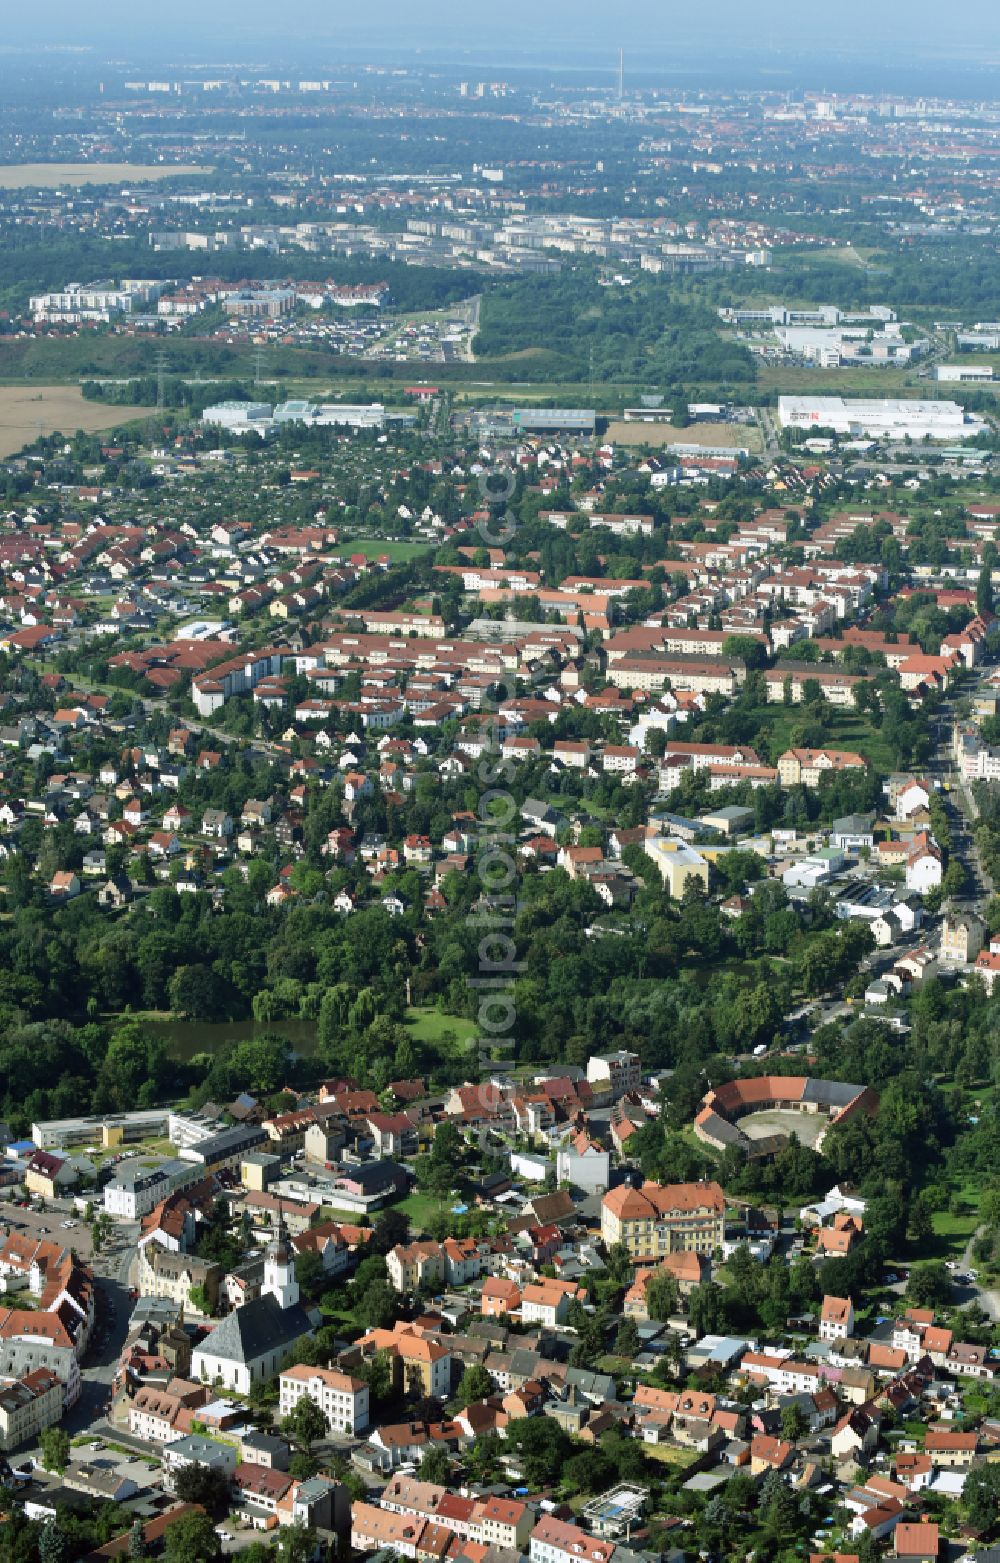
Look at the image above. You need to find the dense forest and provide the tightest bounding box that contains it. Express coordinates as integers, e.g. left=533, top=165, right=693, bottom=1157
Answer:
left=472, top=269, right=757, bottom=385
left=713, top=237, right=1000, bottom=322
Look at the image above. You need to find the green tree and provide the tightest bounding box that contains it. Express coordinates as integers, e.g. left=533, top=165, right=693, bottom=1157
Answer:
left=356, top=1278, right=397, bottom=1330
left=455, top=1363, right=493, bottom=1407
left=128, top=1519, right=149, bottom=1560
left=275, top=1528, right=319, bottom=1563
left=418, top=1445, right=451, bottom=1484
left=39, top=1425, right=70, bottom=1473
left=977, top=564, right=994, bottom=617
left=780, top=1402, right=808, bottom=1442
left=92, top=1212, right=113, bottom=1254
left=908, top=1191, right=934, bottom=1245
left=963, top=1463, right=1000, bottom=1531
left=281, top=1394, right=329, bottom=1452
left=466, top=1430, right=502, bottom=1483
left=907, top=1261, right=953, bottom=1310
left=688, top=1281, right=724, bottom=1337
left=357, top=1347, right=394, bottom=1406
left=614, top=1316, right=641, bottom=1358
left=163, top=1510, right=221, bottom=1563
left=645, top=1270, right=680, bottom=1323
left=293, top=1249, right=326, bottom=1304
left=372, top=1207, right=410, bottom=1255
left=504, top=1417, right=573, bottom=1486
left=173, top=1463, right=232, bottom=1515
left=39, top=1521, right=70, bottom=1563
left=188, top=1283, right=214, bottom=1317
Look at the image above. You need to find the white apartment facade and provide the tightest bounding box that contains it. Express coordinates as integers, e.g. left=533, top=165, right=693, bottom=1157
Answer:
left=279, top=1364, right=369, bottom=1435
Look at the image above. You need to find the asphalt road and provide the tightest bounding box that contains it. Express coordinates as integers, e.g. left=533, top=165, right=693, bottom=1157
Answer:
left=64, top=1222, right=139, bottom=1437
left=960, top=1228, right=1000, bottom=1322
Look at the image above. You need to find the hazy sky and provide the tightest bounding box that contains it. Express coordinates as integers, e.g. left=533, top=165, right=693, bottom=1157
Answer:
left=8, top=0, right=1000, bottom=55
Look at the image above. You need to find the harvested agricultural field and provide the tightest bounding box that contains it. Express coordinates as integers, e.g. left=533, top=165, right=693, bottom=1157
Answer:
left=605, top=419, right=761, bottom=450
left=0, top=386, right=155, bottom=456
left=0, top=162, right=211, bottom=187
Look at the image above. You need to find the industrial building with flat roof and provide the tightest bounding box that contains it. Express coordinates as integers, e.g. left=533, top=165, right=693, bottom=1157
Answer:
left=511, top=408, right=596, bottom=434
left=777, top=396, right=985, bottom=441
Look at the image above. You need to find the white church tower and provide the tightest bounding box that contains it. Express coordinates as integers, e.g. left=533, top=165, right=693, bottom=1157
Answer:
left=262, top=1212, right=299, bottom=1310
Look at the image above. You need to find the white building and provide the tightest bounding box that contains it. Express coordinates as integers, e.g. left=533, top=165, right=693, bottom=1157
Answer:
left=777, top=396, right=985, bottom=441
left=190, top=1229, right=316, bottom=1395
left=200, top=400, right=274, bottom=433
left=273, top=400, right=385, bottom=429
left=819, top=1294, right=855, bottom=1342
left=530, top=1515, right=615, bottom=1563
left=936, top=365, right=993, bottom=382
left=906, top=845, right=943, bottom=894
left=586, top=1050, right=641, bottom=1100
left=103, top=1160, right=194, bottom=1220
left=519, top=1282, right=577, bottom=1329
left=279, top=1364, right=369, bottom=1435
left=556, top=1134, right=610, bottom=1194
left=30, top=279, right=165, bottom=323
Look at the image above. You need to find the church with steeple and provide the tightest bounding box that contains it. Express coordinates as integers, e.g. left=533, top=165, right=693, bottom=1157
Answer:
left=263, top=1224, right=299, bottom=1310
left=190, top=1213, right=318, bottom=1395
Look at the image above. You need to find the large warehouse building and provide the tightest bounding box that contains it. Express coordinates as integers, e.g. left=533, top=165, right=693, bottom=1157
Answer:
left=777, top=395, right=986, bottom=441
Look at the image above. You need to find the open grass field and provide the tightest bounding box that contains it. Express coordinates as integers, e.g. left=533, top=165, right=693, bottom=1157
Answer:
left=740, top=704, right=898, bottom=773
left=0, top=332, right=752, bottom=411
left=393, top=1189, right=452, bottom=1232
left=346, top=538, right=436, bottom=563
left=925, top=1177, right=982, bottom=1262
left=404, top=1006, right=478, bottom=1058
left=757, top=364, right=919, bottom=394
left=605, top=418, right=761, bottom=452
left=453, top=381, right=646, bottom=403
left=0, top=385, right=155, bottom=456
left=637, top=1442, right=698, bottom=1468
left=0, top=163, right=211, bottom=188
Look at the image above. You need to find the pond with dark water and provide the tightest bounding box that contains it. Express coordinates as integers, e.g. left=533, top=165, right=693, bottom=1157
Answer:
left=144, top=1016, right=319, bottom=1062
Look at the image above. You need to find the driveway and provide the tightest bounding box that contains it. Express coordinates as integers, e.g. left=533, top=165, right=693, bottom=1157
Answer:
left=960, top=1227, right=1000, bottom=1321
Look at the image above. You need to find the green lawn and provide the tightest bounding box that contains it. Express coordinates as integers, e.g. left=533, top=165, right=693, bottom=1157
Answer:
left=739, top=703, right=898, bottom=775
left=640, top=1443, right=699, bottom=1468
left=925, top=1178, right=981, bottom=1262
left=318, top=1296, right=361, bottom=1332
left=393, top=1189, right=452, bottom=1233
left=757, top=362, right=921, bottom=395
left=343, top=537, right=435, bottom=562
left=404, top=1007, right=478, bottom=1060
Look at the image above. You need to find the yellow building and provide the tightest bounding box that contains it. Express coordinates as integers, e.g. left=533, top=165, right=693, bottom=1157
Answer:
left=240, top=1153, right=280, bottom=1192
left=643, top=836, right=710, bottom=898
left=601, top=1180, right=725, bottom=1258
left=356, top=1323, right=452, bottom=1400
left=777, top=747, right=866, bottom=788
left=386, top=1241, right=445, bottom=1294
left=25, top=1152, right=78, bottom=1201
left=940, top=909, right=984, bottom=965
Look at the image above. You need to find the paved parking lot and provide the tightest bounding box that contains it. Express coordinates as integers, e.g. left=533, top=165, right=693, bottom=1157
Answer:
left=0, top=1197, right=93, bottom=1256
